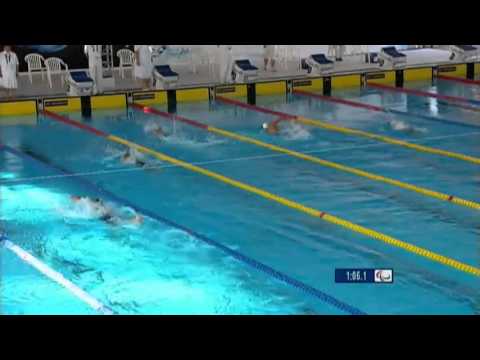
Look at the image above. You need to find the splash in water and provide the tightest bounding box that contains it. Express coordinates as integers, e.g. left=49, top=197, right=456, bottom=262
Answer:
left=282, top=122, right=312, bottom=141
left=164, top=129, right=226, bottom=148
left=61, top=197, right=103, bottom=220
left=103, top=145, right=127, bottom=165
left=388, top=119, right=427, bottom=134
left=103, top=145, right=150, bottom=168
left=144, top=121, right=164, bottom=134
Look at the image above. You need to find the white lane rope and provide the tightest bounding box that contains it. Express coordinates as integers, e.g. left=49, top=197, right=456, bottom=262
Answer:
left=1, top=238, right=114, bottom=315
left=1, top=131, right=479, bottom=185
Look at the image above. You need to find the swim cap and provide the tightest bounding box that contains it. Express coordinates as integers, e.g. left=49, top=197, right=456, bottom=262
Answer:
left=262, top=123, right=268, bottom=129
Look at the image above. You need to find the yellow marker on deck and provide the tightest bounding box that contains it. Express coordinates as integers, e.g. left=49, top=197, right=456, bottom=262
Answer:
left=297, top=116, right=480, bottom=166
left=106, top=134, right=480, bottom=278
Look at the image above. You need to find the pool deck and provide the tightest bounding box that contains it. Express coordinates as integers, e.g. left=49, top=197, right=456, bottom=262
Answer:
left=0, top=48, right=470, bottom=102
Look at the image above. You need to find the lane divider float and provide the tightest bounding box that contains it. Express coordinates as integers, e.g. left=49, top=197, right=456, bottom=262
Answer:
left=217, top=96, right=480, bottom=166
left=2, top=144, right=365, bottom=315
left=39, top=110, right=480, bottom=278
left=134, top=103, right=480, bottom=211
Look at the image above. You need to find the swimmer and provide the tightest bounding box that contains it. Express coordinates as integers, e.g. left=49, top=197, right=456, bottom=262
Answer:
left=262, top=116, right=298, bottom=136
left=70, top=195, right=109, bottom=217
left=100, top=212, right=144, bottom=226
left=122, top=148, right=146, bottom=167
left=150, top=124, right=166, bottom=140
left=70, top=195, right=100, bottom=205
left=388, top=119, right=426, bottom=134
left=70, top=195, right=143, bottom=226
left=262, top=121, right=280, bottom=135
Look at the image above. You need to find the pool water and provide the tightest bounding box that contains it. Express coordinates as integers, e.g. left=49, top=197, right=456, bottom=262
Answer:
left=1, top=79, right=479, bottom=314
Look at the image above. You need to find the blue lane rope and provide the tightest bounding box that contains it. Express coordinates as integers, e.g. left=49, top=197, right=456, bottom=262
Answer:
left=1, top=145, right=366, bottom=315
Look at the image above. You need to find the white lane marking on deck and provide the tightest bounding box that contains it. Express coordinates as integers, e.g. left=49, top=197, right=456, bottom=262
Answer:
left=1, top=239, right=114, bottom=315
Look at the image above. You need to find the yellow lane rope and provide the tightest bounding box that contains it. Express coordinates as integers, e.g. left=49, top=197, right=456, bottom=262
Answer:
left=216, top=96, right=480, bottom=165
left=296, top=116, right=480, bottom=166
left=106, top=134, right=480, bottom=277
left=207, top=126, right=480, bottom=211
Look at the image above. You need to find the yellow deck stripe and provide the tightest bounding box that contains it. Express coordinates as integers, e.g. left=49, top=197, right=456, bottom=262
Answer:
left=0, top=101, right=37, bottom=116
left=106, top=134, right=480, bottom=277
left=297, top=117, right=480, bottom=165
left=207, top=126, right=480, bottom=210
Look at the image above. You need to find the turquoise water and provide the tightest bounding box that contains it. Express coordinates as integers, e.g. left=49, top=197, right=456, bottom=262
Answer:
left=0, top=246, right=97, bottom=315
left=1, top=80, right=479, bottom=314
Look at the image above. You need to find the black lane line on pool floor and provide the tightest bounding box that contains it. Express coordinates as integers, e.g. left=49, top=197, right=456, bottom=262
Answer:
left=0, top=145, right=366, bottom=315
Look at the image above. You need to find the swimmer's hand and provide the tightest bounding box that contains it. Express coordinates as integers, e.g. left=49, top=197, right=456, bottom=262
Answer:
left=133, top=214, right=144, bottom=225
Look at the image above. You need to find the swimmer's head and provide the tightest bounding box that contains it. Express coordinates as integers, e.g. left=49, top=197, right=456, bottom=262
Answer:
left=262, top=123, right=268, bottom=129
left=71, top=195, right=81, bottom=202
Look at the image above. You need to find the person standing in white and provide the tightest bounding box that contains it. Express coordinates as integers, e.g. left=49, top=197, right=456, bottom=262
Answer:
left=264, top=45, right=276, bottom=72
left=134, top=45, right=153, bottom=90
left=334, top=45, right=346, bottom=61
left=84, top=45, right=103, bottom=94
left=0, top=45, right=19, bottom=99
left=217, top=45, right=233, bottom=84
left=214, top=45, right=223, bottom=82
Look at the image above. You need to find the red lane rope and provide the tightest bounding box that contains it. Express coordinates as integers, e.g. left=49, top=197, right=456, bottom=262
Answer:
left=41, top=110, right=108, bottom=137
left=133, top=103, right=294, bottom=132
left=271, top=116, right=294, bottom=127
left=293, top=89, right=385, bottom=112
left=438, top=75, right=480, bottom=86
left=368, top=82, right=478, bottom=104
left=132, top=103, right=208, bottom=130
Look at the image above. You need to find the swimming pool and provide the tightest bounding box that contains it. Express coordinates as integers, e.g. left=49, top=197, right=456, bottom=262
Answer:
left=1, top=79, right=479, bottom=314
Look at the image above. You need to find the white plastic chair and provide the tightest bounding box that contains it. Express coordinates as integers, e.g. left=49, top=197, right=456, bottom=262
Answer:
left=116, top=48, right=135, bottom=79
left=24, top=53, right=46, bottom=84
left=45, top=57, right=69, bottom=88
